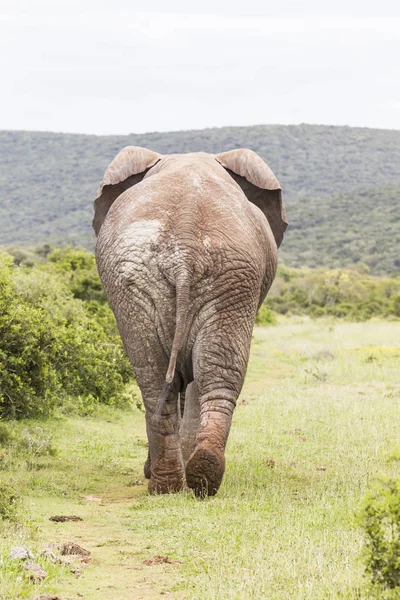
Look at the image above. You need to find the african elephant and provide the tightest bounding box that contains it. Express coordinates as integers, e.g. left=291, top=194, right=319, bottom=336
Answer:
left=93, top=146, right=287, bottom=497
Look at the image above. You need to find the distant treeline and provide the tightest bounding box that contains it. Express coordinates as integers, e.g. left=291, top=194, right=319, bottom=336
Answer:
left=1, top=124, right=400, bottom=274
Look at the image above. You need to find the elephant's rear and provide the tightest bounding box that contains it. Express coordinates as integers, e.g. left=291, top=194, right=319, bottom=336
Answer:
left=95, top=165, right=275, bottom=389
left=93, top=146, right=286, bottom=496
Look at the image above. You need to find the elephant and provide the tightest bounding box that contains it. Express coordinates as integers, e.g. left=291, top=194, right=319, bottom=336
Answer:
left=93, top=146, right=287, bottom=497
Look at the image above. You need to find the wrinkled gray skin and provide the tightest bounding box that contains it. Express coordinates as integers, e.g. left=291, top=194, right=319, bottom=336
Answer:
left=93, top=147, right=287, bottom=497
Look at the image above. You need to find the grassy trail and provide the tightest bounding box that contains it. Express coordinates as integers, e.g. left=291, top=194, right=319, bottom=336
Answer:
left=1, top=320, right=400, bottom=599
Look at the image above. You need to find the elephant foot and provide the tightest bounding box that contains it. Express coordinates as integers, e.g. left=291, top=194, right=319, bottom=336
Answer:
left=148, top=472, right=185, bottom=495
left=185, top=446, right=225, bottom=498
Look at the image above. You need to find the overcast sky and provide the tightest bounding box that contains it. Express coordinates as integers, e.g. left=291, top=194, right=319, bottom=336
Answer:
left=2, top=0, right=400, bottom=134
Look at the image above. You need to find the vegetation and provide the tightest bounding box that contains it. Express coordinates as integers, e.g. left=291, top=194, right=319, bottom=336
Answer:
left=1, top=124, right=400, bottom=273
left=359, top=477, right=400, bottom=597
left=0, top=480, right=19, bottom=521
left=254, top=302, right=277, bottom=326
left=0, top=321, right=399, bottom=598
left=0, top=247, right=131, bottom=419
left=265, top=264, right=400, bottom=320
left=280, top=185, right=400, bottom=274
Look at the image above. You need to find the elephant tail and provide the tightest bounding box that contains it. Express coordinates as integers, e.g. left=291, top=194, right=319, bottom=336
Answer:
left=155, top=272, right=190, bottom=414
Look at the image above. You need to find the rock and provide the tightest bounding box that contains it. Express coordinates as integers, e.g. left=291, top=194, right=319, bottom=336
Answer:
left=25, top=561, right=46, bottom=582
left=60, top=542, right=90, bottom=557
left=9, top=546, right=34, bottom=560
left=41, top=545, right=61, bottom=563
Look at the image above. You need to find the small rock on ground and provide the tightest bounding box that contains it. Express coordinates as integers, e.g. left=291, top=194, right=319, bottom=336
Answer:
left=25, top=561, right=46, bottom=582
left=41, top=545, right=61, bottom=563
left=60, top=542, right=90, bottom=557
left=9, top=546, right=34, bottom=560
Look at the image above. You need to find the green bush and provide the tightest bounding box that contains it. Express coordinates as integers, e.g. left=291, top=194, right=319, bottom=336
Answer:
left=390, top=295, right=400, bottom=317
left=255, top=303, right=277, bottom=326
left=359, top=477, right=400, bottom=594
left=0, top=480, right=19, bottom=520
left=266, top=265, right=400, bottom=321
left=0, top=250, right=132, bottom=419
left=47, top=246, right=106, bottom=303
left=0, top=421, right=13, bottom=445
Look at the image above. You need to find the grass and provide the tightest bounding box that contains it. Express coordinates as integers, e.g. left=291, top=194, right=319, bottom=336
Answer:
left=1, top=319, right=400, bottom=599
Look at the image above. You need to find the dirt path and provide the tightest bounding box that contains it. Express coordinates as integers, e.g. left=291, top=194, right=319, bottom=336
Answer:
left=33, top=493, right=185, bottom=599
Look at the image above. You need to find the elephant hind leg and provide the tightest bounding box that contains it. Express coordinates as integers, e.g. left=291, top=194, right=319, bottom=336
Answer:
left=185, top=315, right=253, bottom=497
left=124, top=336, right=185, bottom=493
left=145, top=382, right=185, bottom=494
left=185, top=390, right=235, bottom=497
left=145, top=386, right=188, bottom=480
left=108, top=287, right=186, bottom=493
left=142, top=386, right=184, bottom=491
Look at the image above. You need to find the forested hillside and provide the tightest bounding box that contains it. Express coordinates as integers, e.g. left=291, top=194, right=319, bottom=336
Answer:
left=281, top=185, right=400, bottom=273
left=1, top=125, right=399, bottom=272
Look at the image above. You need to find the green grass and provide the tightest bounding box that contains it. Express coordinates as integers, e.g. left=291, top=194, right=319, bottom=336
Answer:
left=1, top=320, right=400, bottom=599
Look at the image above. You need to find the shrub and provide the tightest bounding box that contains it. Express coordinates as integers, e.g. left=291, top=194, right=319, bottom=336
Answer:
left=0, top=264, right=61, bottom=417
left=0, top=250, right=132, bottom=419
left=0, top=422, right=13, bottom=446
left=390, top=295, right=400, bottom=317
left=255, top=303, right=277, bottom=326
left=0, top=480, right=19, bottom=520
left=359, top=477, right=400, bottom=594
left=47, top=246, right=106, bottom=303
left=267, top=265, right=400, bottom=320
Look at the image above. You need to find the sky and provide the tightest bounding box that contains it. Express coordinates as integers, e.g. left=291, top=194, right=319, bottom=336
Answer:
left=2, top=0, right=400, bottom=135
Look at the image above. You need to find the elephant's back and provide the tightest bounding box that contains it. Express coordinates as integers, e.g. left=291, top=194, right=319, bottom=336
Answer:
left=96, top=164, right=274, bottom=293
left=95, top=169, right=275, bottom=376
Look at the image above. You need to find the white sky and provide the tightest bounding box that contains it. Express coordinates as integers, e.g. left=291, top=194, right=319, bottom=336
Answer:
left=2, top=0, right=400, bottom=134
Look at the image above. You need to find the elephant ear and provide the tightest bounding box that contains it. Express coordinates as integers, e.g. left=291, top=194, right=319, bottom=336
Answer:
left=93, top=146, right=162, bottom=235
left=215, top=148, right=287, bottom=248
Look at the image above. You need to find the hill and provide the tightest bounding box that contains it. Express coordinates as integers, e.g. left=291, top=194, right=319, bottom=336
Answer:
left=281, top=185, right=400, bottom=273
left=0, top=124, right=399, bottom=273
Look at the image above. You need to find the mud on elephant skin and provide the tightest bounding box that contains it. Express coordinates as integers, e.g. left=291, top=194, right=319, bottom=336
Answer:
left=93, top=146, right=287, bottom=497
